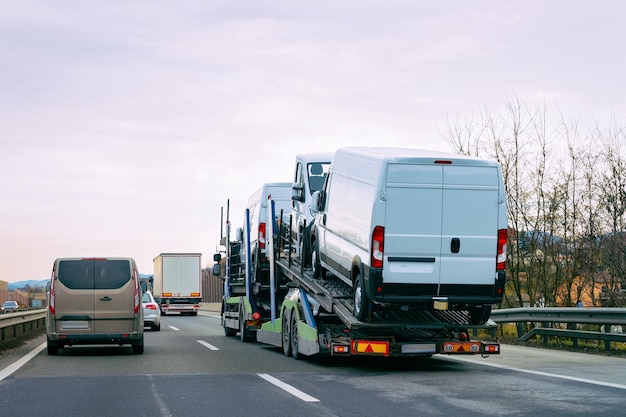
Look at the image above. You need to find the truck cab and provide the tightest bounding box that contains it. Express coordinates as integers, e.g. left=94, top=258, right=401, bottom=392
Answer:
left=290, top=153, right=333, bottom=266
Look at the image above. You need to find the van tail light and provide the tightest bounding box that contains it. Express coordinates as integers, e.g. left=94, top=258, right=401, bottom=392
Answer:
left=49, top=289, right=55, bottom=315
left=496, top=229, right=507, bottom=271
left=133, top=271, right=140, bottom=314
left=371, top=226, right=385, bottom=269
left=259, top=222, right=266, bottom=249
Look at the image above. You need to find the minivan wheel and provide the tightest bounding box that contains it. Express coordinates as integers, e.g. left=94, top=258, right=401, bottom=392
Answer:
left=47, top=336, right=59, bottom=355
left=132, top=335, right=144, bottom=354
left=353, top=276, right=369, bottom=321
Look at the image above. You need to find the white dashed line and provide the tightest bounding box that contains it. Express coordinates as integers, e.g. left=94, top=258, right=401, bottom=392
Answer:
left=168, top=326, right=180, bottom=331
left=258, top=373, right=320, bottom=402
left=196, top=340, right=219, bottom=350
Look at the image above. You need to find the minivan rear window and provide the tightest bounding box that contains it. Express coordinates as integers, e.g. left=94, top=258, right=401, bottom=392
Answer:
left=58, top=259, right=131, bottom=290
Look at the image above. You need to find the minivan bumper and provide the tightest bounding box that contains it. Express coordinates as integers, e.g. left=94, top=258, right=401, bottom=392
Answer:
left=47, top=333, right=142, bottom=345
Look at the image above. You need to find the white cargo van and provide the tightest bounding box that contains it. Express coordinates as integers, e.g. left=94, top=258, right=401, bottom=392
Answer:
left=244, top=182, right=292, bottom=282
left=311, top=147, right=508, bottom=322
left=290, top=152, right=333, bottom=265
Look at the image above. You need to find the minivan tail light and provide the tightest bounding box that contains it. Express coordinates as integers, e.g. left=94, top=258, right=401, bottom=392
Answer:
left=259, top=222, right=266, bottom=249
left=496, top=229, right=507, bottom=271
left=133, top=271, right=140, bottom=314
left=371, top=226, right=385, bottom=269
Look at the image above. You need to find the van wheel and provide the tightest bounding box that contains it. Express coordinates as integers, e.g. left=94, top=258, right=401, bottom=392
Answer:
left=312, top=239, right=324, bottom=279
left=469, top=305, right=492, bottom=324
left=47, top=336, right=59, bottom=355
left=132, top=335, right=144, bottom=354
left=353, top=275, right=370, bottom=321
left=299, top=238, right=311, bottom=267
left=282, top=309, right=292, bottom=357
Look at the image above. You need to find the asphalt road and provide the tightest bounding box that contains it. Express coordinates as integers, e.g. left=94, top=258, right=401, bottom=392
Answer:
left=1, top=312, right=625, bottom=417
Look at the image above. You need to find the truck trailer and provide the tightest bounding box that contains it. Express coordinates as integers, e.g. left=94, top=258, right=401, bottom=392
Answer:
left=153, top=253, right=202, bottom=316
left=215, top=149, right=504, bottom=358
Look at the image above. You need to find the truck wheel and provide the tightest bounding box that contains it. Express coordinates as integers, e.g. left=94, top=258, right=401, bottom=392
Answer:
left=353, top=274, right=370, bottom=321
left=224, top=322, right=236, bottom=336
left=290, top=309, right=301, bottom=360
left=282, top=309, right=292, bottom=357
left=240, top=314, right=253, bottom=342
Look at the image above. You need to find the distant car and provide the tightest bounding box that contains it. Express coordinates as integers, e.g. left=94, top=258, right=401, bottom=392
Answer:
left=1, top=301, right=19, bottom=311
left=142, top=291, right=161, bottom=331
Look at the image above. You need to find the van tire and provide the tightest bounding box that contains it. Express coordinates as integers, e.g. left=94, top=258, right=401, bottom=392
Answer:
left=312, top=239, right=324, bottom=279
left=353, top=273, right=370, bottom=321
left=132, top=335, right=144, bottom=354
left=47, top=337, right=59, bottom=355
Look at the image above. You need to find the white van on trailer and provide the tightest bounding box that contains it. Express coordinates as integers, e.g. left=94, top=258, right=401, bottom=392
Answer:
left=290, top=152, right=333, bottom=265
left=311, top=147, right=508, bottom=322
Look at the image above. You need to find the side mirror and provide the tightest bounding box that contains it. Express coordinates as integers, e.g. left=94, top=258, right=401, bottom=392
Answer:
left=213, top=253, right=221, bottom=262
left=212, top=264, right=221, bottom=277
left=311, top=190, right=322, bottom=214
left=292, top=184, right=305, bottom=202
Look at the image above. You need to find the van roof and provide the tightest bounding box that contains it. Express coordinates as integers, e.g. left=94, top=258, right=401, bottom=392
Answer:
left=336, top=147, right=499, bottom=167
left=296, top=152, right=334, bottom=163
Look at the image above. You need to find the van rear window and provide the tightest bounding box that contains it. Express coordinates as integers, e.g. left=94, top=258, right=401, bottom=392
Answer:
left=58, top=260, right=131, bottom=290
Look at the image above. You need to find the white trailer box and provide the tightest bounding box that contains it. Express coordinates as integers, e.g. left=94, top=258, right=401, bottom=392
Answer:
left=153, top=253, right=202, bottom=315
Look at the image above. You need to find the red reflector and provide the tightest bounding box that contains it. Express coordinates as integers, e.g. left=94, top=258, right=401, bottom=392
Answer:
left=434, top=160, right=452, bottom=164
left=376, top=286, right=382, bottom=294
left=252, top=311, right=261, bottom=320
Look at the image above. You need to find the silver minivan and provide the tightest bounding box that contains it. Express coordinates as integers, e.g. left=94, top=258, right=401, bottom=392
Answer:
left=46, top=257, right=144, bottom=355
left=311, top=147, right=508, bottom=322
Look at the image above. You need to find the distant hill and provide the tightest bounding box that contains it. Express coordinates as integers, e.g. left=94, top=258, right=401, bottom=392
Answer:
left=8, top=275, right=153, bottom=290
left=8, top=279, right=48, bottom=290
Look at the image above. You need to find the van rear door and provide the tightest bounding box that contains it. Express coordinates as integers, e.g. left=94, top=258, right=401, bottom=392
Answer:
left=93, top=259, right=136, bottom=333
left=55, top=259, right=97, bottom=332
left=439, top=164, right=501, bottom=293
left=384, top=164, right=443, bottom=289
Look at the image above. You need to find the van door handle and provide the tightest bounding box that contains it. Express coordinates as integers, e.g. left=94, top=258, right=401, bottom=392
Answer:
left=99, top=296, right=112, bottom=301
left=450, top=238, right=460, bottom=253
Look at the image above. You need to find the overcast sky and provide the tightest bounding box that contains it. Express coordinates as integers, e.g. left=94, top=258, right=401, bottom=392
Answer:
left=1, top=1, right=625, bottom=282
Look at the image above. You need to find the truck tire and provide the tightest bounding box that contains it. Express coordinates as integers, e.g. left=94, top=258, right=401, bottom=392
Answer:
left=353, top=272, right=370, bottom=322
left=282, top=308, right=292, bottom=357
left=290, top=309, right=301, bottom=360
left=240, top=313, right=253, bottom=342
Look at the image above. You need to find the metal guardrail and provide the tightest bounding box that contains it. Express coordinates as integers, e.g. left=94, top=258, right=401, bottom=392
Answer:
left=490, top=307, right=626, bottom=350
left=0, top=309, right=46, bottom=346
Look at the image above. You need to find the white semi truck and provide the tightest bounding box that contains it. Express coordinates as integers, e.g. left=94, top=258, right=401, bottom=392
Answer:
left=153, top=253, right=202, bottom=316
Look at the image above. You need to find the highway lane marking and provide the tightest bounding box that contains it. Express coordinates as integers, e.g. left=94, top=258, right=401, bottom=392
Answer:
left=0, top=342, right=46, bottom=382
left=443, top=356, right=626, bottom=391
left=196, top=340, right=219, bottom=350
left=258, top=373, right=320, bottom=402
left=168, top=326, right=180, bottom=331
